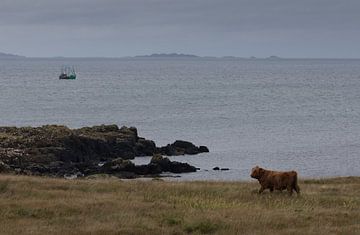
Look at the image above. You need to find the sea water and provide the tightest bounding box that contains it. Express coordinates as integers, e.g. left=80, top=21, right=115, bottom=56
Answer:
left=1, top=58, right=360, bottom=180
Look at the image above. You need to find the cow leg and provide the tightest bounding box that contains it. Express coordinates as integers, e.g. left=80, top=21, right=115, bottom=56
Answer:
left=287, top=186, right=293, bottom=196
left=258, top=186, right=265, bottom=194
left=294, top=184, right=300, bottom=195
left=270, top=187, right=274, bottom=193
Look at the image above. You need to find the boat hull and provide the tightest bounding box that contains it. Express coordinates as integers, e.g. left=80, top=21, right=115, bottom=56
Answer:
left=59, top=74, right=76, bottom=80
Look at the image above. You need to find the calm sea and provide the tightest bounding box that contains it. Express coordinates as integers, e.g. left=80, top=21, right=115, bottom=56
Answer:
left=1, top=58, right=360, bottom=180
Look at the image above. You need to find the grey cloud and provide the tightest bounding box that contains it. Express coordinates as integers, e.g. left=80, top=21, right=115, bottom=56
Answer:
left=0, top=0, right=359, bottom=57
left=1, top=0, right=359, bottom=29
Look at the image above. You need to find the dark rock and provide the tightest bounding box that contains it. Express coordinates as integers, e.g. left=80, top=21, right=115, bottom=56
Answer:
left=172, top=140, right=199, bottom=154
left=134, top=163, right=162, bottom=175
left=157, top=144, right=178, bottom=156
left=0, top=161, right=11, bottom=173
left=113, top=140, right=136, bottom=159
left=157, top=140, right=209, bottom=156
left=199, top=146, right=209, bottom=152
left=0, top=125, right=206, bottom=178
left=169, top=161, right=196, bottom=173
left=150, top=154, right=172, bottom=171
left=25, top=163, right=49, bottom=174
left=150, top=154, right=196, bottom=173
left=88, top=124, right=119, bottom=133
left=134, top=138, right=156, bottom=156
left=101, top=158, right=135, bottom=173
left=213, top=167, right=229, bottom=171
left=172, top=140, right=196, bottom=149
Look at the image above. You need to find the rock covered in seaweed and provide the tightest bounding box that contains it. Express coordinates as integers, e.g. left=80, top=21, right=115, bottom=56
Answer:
left=0, top=125, right=208, bottom=164
left=0, top=125, right=205, bottom=178
left=0, top=161, right=11, bottom=173
left=158, top=140, right=209, bottom=156
left=150, top=154, right=197, bottom=173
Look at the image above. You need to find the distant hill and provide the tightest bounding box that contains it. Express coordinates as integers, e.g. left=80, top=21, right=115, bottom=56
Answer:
left=0, top=52, right=25, bottom=59
left=266, top=55, right=282, bottom=60
left=135, top=53, right=199, bottom=58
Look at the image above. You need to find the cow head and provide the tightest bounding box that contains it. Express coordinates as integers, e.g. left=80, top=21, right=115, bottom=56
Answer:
left=250, top=166, right=264, bottom=179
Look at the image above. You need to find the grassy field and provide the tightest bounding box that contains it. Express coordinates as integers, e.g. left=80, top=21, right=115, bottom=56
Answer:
left=0, top=175, right=359, bottom=235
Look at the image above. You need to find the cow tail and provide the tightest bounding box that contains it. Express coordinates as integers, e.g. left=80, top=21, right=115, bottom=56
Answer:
left=293, top=171, right=300, bottom=194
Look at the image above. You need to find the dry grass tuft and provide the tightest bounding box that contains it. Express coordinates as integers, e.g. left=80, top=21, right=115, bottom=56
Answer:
left=0, top=175, right=359, bottom=234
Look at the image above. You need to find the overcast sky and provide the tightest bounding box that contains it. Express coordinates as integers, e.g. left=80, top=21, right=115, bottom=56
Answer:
left=1, top=0, right=359, bottom=58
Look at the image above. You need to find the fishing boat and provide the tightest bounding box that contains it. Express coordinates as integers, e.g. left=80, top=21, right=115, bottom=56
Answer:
left=59, top=66, right=76, bottom=80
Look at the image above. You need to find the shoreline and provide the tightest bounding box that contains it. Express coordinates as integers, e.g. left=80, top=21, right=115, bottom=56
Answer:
left=1, top=172, right=359, bottom=182
left=3, top=170, right=359, bottom=183
left=0, top=124, right=208, bottom=179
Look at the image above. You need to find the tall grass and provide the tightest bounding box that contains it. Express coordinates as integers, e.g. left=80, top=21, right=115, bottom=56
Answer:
left=0, top=180, right=9, bottom=193
left=0, top=175, right=359, bottom=234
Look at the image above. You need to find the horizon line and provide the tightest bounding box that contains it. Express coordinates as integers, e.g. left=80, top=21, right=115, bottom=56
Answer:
left=3, top=56, right=360, bottom=60
left=1, top=52, right=360, bottom=60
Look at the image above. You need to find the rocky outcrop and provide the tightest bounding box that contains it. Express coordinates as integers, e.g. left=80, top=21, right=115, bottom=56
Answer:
left=97, top=154, right=197, bottom=178
left=158, top=140, right=209, bottom=155
left=150, top=154, right=196, bottom=173
left=0, top=161, right=11, bottom=173
left=0, top=125, right=206, bottom=178
left=213, top=167, right=230, bottom=171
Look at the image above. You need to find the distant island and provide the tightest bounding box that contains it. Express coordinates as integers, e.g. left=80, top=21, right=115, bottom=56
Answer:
left=0, top=51, right=287, bottom=60
left=135, top=53, right=199, bottom=58
left=0, top=52, right=25, bottom=59
left=266, top=55, right=282, bottom=60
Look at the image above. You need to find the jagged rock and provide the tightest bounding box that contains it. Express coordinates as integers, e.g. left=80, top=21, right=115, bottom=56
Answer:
left=134, top=138, right=156, bottom=156
left=101, top=158, right=135, bottom=173
left=157, top=140, right=209, bottom=156
left=172, top=140, right=198, bottom=153
left=0, top=161, right=11, bottom=173
left=134, top=163, right=162, bottom=175
left=157, top=144, right=178, bottom=156
left=150, top=154, right=196, bottom=173
left=212, top=167, right=229, bottom=171
left=0, top=125, right=206, bottom=178
left=199, top=146, right=209, bottom=153
left=169, top=161, right=197, bottom=173
left=150, top=154, right=172, bottom=169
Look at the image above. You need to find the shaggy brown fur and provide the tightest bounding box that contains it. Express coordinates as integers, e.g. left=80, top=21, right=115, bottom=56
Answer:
left=250, top=166, right=300, bottom=195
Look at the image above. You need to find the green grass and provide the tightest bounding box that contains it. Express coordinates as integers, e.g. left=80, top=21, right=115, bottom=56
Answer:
left=184, top=219, right=222, bottom=234
left=0, top=175, right=359, bottom=234
left=0, top=180, right=9, bottom=194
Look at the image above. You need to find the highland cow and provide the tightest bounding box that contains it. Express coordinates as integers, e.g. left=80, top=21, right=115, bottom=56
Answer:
left=250, top=166, right=300, bottom=195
